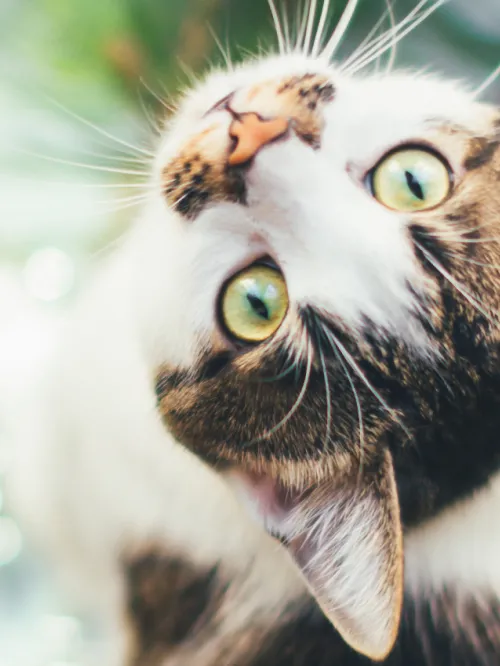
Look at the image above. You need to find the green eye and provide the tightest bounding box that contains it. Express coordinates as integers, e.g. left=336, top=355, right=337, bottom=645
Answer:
left=220, top=264, right=289, bottom=343
left=370, top=148, right=451, bottom=212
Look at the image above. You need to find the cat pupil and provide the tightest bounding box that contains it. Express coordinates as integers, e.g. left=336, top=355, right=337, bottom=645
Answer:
left=247, top=293, right=270, bottom=320
left=405, top=170, right=425, bottom=200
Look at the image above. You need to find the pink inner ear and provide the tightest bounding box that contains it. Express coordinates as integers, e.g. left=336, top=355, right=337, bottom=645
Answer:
left=228, top=451, right=403, bottom=661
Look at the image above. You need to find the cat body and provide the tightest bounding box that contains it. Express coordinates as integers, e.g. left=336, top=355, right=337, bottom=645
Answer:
left=8, top=7, right=500, bottom=665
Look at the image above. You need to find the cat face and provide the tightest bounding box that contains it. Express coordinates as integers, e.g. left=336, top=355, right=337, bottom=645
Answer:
left=143, top=52, right=500, bottom=659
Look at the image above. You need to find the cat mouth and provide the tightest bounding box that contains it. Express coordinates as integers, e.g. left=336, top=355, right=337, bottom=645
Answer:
left=226, top=458, right=404, bottom=662
left=228, top=470, right=306, bottom=539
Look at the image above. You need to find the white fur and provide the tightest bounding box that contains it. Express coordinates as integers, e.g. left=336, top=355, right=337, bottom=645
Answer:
left=405, top=471, right=500, bottom=596
left=6, top=50, right=499, bottom=662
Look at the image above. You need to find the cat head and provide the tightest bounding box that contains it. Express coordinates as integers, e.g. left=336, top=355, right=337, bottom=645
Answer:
left=131, top=41, right=500, bottom=661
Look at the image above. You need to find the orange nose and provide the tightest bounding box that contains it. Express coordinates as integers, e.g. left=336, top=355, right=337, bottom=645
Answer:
left=228, top=113, right=289, bottom=166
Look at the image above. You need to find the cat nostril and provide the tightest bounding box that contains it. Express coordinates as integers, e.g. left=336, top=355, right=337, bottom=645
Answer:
left=228, top=113, right=290, bottom=166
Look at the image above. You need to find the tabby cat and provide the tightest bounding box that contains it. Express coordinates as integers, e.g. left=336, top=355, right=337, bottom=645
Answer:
left=9, top=1, right=500, bottom=664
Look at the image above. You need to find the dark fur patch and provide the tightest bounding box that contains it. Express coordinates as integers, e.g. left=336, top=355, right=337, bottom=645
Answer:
left=125, top=552, right=226, bottom=665
left=464, top=138, right=500, bottom=171
left=248, top=592, right=500, bottom=665
left=409, top=224, right=453, bottom=274
left=125, top=553, right=500, bottom=666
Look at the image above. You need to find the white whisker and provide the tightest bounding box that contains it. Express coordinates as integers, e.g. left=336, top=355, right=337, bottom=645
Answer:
left=137, top=91, right=163, bottom=137
left=304, top=0, right=318, bottom=56
left=281, top=0, right=292, bottom=53
left=296, top=0, right=310, bottom=52
left=70, top=148, right=150, bottom=167
left=16, top=150, right=151, bottom=178
left=268, top=0, right=286, bottom=55
left=9, top=178, right=153, bottom=190
left=208, top=25, right=234, bottom=71
left=326, top=328, right=410, bottom=437
left=444, top=251, right=500, bottom=270
left=343, top=0, right=431, bottom=71
left=45, top=97, right=155, bottom=157
left=474, top=62, right=500, bottom=98
left=95, top=192, right=152, bottom=209
left=322, top=0, right=360, bottom=61
left=97, top=198, right=152, bottom=216
left=317, top=339, right=332, bottom=453
left=347, top=0, right=447, bottom=75
left=312, top=0, right=332, bottom=57
left=342, top=5, right=393, bottom=71
left=384, top=0, right=397, bottom=74
left=415, top=241, right=494, bottom=323
left=321, top=323, right=366, bottom=482
left=140, top=77, right=177, bottom=113
left=262, top=337, right=313, bottom=438
left=343, top=0, right=430, bottom=72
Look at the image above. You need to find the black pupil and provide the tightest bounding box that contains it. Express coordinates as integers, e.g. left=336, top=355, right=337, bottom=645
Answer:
left=405, top=170, right=425, bottom=200
left=247, top=293, right=270, bottom=320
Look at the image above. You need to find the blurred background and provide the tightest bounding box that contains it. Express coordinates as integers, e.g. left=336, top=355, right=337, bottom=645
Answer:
left=0, top=1, right=498, bottom=664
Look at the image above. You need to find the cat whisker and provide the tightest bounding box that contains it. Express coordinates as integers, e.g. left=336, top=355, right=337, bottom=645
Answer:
left=252, top=324, right=307, bottom=384
left=320, top=322, right=366, bottom=488
left=260, top=337, right=313, bottom=439
left=342, top=2, right=394, bottom=71
left=100, top=192, right=153, bottom=206
left=280, top=0, right=292, bottom=53
left=169, top=189, right=194, bottom=211
left=322, top=0, right=360, bottom=61
left=311, top=0, right=331, bottom=57
left=341, top=0, right=425, bottom=71
left=384, top=0, right=397, bottom=74
left=316, top=336, right=332, bottom=454
left=344, top=0, right=431, bottom=72
left=419, top=227, right=500, bottom=246
left=474, top=62, right=500, bottom=99
left=69, top=149, right=151, bottom=167
left=208, top=25, right=234, bottom=71
left=268, top=0, right=286, bottom=55
left=303, top=0, right=318, bottom=57
left=95, top=193, right=153, bottom=215
left=15, top=150, right=151, bottom=178
left=344, top=1, right=423, bottom=72
left=443, top=251, right=500, bottom=270
left=137, top=90, right=163, bottom=137
left=176, top=61, right=200, bottom=87
left=324, top=327, right=411, bottom=438
left=140, top=77, right=177, bottom=114
left=345, top=0, right=447, bottom=75
left=8, top=177, right=154, bottom=190
left=295, top=0, right=310, bottom=53
left=414, top=240, right=495, bottom=323
left=45, top=97, right=155, bottom=158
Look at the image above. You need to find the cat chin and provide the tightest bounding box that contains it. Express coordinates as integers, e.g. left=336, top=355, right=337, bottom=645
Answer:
left=227, top=469, right=302, bottom=537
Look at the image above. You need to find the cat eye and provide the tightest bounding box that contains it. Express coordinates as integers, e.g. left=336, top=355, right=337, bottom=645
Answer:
left=369, top=147, right=452, bottom=212
left=220, top=264, right=289, bottom=343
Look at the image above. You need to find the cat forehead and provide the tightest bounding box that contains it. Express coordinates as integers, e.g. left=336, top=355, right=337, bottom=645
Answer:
left=162, top=54, right=488, bottom=155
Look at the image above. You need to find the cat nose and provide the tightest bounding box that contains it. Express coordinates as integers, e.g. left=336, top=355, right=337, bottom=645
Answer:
left=228, top=113, right=290, bottom=166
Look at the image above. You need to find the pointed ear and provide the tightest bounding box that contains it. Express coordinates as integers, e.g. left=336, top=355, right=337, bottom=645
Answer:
left=282, top=450, right=403, bottom=661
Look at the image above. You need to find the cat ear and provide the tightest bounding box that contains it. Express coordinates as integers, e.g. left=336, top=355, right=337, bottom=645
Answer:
left=281, top=450, right=403, bottom=661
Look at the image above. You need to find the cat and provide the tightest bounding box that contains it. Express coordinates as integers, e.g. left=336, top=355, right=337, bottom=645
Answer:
left=7, top=1, right=500, bottom=664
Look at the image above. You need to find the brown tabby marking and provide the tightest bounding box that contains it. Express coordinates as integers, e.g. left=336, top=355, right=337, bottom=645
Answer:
left=162, top=74, right=334, bottom=218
